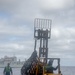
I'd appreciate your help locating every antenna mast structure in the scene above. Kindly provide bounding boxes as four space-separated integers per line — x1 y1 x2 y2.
34 18 52 63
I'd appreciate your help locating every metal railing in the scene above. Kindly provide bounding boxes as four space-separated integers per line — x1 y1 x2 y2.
34 18 52 30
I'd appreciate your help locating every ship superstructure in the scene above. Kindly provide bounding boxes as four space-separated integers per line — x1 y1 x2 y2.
0 56 24 68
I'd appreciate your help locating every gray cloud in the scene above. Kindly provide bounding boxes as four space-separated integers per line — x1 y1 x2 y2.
0 0 75 66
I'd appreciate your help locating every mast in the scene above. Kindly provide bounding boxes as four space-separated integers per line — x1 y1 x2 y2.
34 18 52 63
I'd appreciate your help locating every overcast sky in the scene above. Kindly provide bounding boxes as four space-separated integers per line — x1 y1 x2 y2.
0 0 75 66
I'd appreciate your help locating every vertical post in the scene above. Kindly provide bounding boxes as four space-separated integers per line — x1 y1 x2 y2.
58 59 61 73
34 39 37 51
39 38 42 57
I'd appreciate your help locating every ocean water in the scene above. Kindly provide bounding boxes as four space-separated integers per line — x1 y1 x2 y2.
0 66 75 75
61 66 75 75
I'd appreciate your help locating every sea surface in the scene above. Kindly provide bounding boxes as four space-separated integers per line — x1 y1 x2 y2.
0 66 75 75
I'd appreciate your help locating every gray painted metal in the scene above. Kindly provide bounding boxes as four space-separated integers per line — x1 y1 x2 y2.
34 18 52 63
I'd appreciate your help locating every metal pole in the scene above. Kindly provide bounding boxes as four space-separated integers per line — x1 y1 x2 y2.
34 39 37 51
